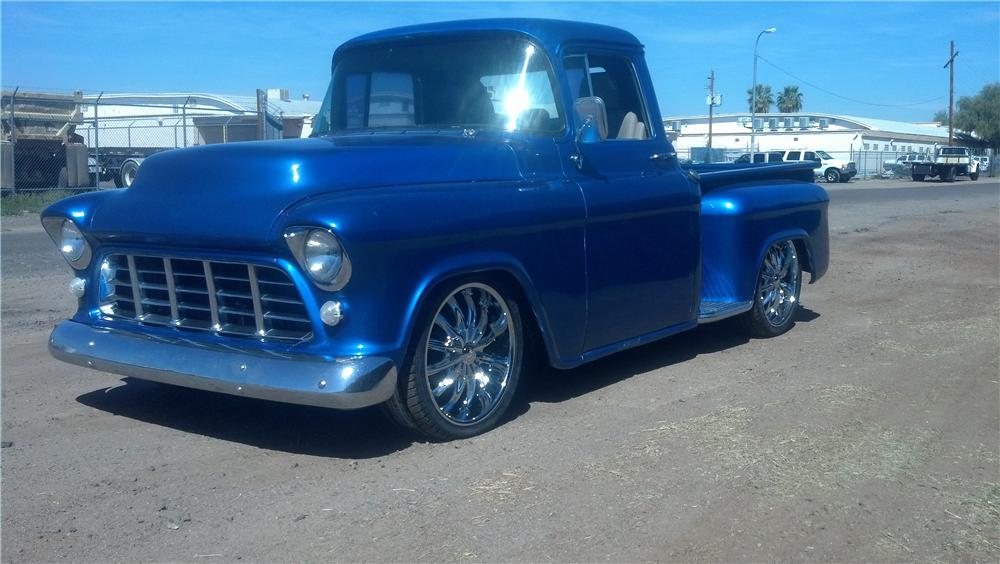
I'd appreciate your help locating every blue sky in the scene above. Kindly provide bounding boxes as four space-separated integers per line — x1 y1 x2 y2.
2 1 998 122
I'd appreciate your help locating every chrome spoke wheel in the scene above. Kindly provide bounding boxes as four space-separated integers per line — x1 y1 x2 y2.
756 240 800 328
423 283 516 426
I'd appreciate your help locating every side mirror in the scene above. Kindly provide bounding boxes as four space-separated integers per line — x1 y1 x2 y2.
573 96 608 144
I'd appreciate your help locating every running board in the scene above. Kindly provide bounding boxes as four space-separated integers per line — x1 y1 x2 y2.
697 300 752 324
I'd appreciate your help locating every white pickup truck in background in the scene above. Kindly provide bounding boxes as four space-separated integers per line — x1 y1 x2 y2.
734 149 857 183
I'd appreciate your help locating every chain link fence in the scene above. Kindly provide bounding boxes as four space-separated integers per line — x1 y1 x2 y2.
2 88 305 194
676 147 995 180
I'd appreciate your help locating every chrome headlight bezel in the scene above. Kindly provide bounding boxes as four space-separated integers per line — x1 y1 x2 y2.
284 227 352 291
42 217 92 270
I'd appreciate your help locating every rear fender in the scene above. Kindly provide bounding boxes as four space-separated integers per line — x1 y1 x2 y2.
700 182 829 303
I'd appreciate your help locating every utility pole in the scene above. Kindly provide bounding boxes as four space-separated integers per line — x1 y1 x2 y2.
943 40 959 146
707 70 715 163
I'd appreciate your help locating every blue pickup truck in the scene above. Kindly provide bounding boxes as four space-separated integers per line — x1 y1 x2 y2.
42 19 829 439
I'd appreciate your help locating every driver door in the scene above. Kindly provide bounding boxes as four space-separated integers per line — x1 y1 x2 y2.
564 52 700 352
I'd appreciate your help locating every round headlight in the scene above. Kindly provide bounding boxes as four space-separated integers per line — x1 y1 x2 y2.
304 229 343 283
59 220 86 263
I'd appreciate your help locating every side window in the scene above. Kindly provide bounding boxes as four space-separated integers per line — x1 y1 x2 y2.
753 154 765 163
786 151 801 161
564 55 591 99
768 151 783 162
804 151 816 160
565 53 650 140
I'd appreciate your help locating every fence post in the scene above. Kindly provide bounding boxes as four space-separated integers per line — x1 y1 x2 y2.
182 96 191 147
93 92 104 189
7 87 18 195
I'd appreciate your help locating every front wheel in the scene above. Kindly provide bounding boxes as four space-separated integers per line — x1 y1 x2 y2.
970 171 979 181
386 280 523 440
824 168 841 183
741 240 802 338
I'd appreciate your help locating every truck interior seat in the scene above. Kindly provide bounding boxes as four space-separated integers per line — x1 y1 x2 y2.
453 81 498 126
616 112 647 140
516 108 551 131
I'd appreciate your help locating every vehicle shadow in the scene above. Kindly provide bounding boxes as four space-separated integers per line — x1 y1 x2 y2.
512 306 820 408
76 307 819 458
76 380 415 458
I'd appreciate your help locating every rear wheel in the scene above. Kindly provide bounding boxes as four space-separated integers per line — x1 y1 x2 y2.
824 168 841 183
741 240 802 338
970 171 979 181
941 166 956 182
385 280 523 440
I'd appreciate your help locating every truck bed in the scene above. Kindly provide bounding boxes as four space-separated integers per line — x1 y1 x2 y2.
686 162 818 192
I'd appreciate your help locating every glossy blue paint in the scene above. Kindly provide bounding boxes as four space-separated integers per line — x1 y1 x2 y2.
42 19 830 407
339 18 643 59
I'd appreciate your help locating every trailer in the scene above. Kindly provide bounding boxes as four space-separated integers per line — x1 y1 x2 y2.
2 90 92 192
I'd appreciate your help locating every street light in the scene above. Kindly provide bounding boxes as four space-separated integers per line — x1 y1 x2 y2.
750 26 776 155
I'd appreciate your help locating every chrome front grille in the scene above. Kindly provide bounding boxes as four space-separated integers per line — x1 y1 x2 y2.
100 254 313 343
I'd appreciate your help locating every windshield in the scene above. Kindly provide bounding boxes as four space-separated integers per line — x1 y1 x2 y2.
939 147 967 155
815 150 833 159
312 37 565 137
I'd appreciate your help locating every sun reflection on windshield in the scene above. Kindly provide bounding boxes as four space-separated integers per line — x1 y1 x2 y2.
503 45 536 131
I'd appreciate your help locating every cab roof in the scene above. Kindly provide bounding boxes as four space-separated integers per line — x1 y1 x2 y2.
340 18 643 55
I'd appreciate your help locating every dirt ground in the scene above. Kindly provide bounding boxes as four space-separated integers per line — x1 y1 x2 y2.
2 178 998 562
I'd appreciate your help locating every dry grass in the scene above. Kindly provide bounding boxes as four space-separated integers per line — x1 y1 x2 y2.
942 483 1000 556
588 385 934 499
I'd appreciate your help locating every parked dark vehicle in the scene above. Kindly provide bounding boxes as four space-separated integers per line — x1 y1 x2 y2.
42 19 829 439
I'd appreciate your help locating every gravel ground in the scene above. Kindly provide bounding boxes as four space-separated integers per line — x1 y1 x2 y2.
2 178 998 562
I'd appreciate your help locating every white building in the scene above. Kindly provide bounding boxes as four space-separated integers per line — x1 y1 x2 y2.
663 112 953 175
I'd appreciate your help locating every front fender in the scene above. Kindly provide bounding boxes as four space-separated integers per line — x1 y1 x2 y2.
276 179 588 368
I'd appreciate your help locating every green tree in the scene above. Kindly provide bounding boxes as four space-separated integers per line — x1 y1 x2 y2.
954 83 1000 148
746 84 774 113
776 86 803 113
932 109 948 125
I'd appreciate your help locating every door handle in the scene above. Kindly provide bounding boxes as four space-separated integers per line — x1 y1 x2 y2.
650 152 676 162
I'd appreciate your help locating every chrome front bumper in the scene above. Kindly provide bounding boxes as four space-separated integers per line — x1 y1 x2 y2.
49 321 397 410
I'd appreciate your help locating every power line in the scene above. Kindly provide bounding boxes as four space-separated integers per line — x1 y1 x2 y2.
757 55 946 108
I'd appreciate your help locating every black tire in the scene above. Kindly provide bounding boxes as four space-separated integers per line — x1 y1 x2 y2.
942 166 956 182
384 278 524 440
57 167 68 188
740 240 802 338
970 171 979 181
119 160 140 188
824 168 841 183
912 174 925 182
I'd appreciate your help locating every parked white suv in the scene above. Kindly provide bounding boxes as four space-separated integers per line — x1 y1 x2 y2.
781 149 857 183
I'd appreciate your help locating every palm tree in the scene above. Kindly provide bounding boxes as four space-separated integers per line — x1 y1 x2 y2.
777 86 804 113
746 84 774 113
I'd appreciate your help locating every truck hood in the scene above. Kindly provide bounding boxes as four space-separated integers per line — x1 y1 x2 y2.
89 136 522 248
